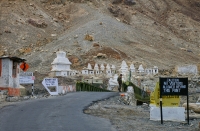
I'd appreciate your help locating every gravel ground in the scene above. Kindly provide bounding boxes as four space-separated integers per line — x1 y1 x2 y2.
84 94 200 131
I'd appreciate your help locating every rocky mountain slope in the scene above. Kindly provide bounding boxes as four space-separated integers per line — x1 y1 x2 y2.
0 0 200 73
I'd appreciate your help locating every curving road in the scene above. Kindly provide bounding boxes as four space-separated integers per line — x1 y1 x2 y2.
0 92 118 131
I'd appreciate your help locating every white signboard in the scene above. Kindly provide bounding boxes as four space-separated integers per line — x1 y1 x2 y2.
42 78 58 95
20 72 33 76
42 78 58 87
19 76 35 84
19 72 34 84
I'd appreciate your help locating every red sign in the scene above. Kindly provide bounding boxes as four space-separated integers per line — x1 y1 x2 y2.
20 62 29 72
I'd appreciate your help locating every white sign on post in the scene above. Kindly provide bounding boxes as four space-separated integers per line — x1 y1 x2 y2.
19 76 35 84
19 72 35 84
20 72 33 76
42 78 59 95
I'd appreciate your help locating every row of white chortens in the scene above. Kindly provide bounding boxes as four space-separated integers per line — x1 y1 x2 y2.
51 51 159 77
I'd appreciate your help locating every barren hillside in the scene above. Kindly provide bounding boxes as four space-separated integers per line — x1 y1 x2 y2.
0 0 200 73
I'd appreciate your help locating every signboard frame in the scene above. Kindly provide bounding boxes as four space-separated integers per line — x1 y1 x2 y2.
159 77 189 125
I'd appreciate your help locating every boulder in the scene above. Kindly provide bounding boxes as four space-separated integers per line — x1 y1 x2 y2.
19 85 27 96
182 103 200 113
27 18 47 28
97 53 107 58
85 34 94 41
93 43 100 47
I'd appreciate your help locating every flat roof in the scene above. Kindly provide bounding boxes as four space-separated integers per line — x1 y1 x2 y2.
0 56 26 62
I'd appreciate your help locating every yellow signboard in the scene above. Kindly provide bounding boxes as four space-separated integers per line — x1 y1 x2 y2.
150 82 180 107
150 91 156 105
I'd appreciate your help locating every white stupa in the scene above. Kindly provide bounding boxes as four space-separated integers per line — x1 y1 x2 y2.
106 64 112 77
138 64 144 73
100 64 105 70
87 63 94 75
120 60 128 74
106 64 111 70
51 51 72 76
100 64 105 74
130 63 135 72
94 63 99 70
94 63 100 75
87 63 92 70
111 65 116 74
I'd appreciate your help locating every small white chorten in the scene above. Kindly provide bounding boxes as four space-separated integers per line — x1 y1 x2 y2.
94 63 100 74
138 64 144 73
111 65 116 74
130 63 135 72
106 64 112 76
87 63 94 74
87 63 92 70
100 64 105 73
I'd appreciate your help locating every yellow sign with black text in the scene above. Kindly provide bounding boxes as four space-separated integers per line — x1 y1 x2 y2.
150 82 180 107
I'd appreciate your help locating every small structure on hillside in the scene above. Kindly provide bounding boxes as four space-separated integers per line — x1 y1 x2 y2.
106 64 112 77
130 63 135 73
0 56 26 96
100 64 105 74
138 64 145 73
120 60 128 75
87 63 94 75
51 51 72 76
82 67 89 75
94 63 100 75
152 66 159 74
111 65 116 74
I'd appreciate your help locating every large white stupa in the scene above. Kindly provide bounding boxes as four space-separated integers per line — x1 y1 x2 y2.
120 60 129 75
51 51 72 76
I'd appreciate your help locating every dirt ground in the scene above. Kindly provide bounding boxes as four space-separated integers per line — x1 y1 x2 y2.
0 0 200 73
84 95 200 131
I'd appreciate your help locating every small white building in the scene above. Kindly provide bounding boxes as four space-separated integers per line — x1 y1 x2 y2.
152 66 159 74
0 56 26 96
145 68 153 75
145 66 159 75
82 67 89 75
51 51 72 76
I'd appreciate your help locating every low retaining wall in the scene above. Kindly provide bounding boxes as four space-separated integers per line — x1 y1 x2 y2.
0 87 20 96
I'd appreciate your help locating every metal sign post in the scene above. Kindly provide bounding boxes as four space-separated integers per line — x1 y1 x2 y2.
32 84 34 97
159 77 189 125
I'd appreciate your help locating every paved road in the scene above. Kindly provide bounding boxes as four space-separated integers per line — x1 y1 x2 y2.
0 92 118 131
